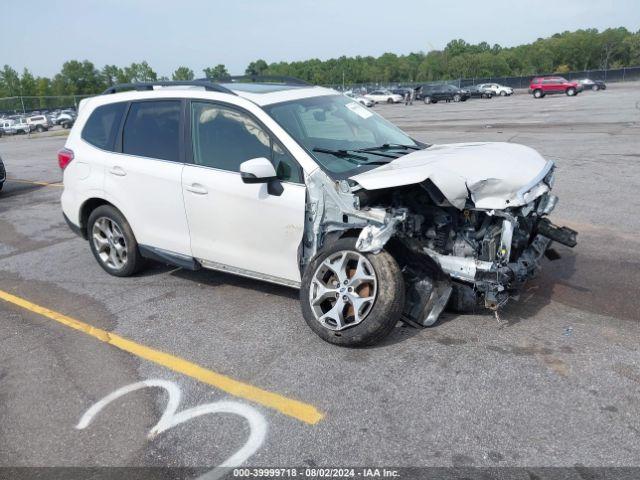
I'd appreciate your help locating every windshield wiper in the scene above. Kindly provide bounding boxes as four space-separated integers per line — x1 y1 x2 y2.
312 147 368 161
358 143 421 152
312 147 393 165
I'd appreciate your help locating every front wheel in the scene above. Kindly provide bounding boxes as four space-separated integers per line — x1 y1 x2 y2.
87 205 146 277
424 96 432 104
500 91 507 96
36 125 45 133
566 87 576 96
592 84 599 91
453 94 461 102
387 97 394 104
533 89 544 98
300 237 405 347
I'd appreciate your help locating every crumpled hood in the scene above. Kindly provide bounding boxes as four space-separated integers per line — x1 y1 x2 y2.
350 142 553 209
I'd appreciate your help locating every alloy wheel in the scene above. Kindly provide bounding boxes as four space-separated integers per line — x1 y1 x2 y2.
92 217 128 269
309 250 378 331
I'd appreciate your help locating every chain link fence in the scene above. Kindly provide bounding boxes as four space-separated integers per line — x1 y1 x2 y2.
326 66 640 91
0 95 93 116
2 66 639 112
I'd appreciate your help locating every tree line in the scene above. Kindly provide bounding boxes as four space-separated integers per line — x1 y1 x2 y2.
1 27 639 103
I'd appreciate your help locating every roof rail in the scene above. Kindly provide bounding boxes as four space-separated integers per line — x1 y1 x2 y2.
101 80 236 95
206 75 311 86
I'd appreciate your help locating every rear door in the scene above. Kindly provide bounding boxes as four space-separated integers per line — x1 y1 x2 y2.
182 100 306 283
103 99 191 256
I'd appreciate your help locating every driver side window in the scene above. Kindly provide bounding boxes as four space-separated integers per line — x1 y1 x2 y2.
190 102 303 183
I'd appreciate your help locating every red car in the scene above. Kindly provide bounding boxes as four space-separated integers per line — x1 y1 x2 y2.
529 76 583 98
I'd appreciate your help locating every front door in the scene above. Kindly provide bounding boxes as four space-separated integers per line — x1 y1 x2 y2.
182 101 306 284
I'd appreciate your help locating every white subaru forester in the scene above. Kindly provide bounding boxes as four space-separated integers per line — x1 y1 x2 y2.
60 78 576 346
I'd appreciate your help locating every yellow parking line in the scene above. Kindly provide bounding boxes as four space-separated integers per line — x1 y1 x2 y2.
6 178 63 187
0 289 324 425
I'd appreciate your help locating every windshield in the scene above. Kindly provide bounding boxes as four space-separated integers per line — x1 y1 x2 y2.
263 94 422 178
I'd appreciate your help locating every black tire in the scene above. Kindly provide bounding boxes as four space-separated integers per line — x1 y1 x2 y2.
592 84 599 91
87 205 145 277
300 237 405 347
36 125 44 133
533 89 544 98
423 96 432 104
500 91 507 96
566 87 576 96
387 97 394 104
0 182 4 191
453 94 461 102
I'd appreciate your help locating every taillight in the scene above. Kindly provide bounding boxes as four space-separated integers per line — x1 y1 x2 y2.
58 148 74 170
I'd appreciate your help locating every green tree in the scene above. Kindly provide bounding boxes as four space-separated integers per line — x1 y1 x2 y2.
20 68 37 96
102 65 127 86
0 65 21 96
245 59 268 76
53 60 103 95
203 64 229 80
172 66 194 81
124 61 157 83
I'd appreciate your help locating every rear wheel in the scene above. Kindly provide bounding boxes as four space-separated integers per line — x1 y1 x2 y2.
36 125 45 133
453 94 461 102
592 84 599 91
424 96 432 104
566 87 576 96
533 89 544 98
300 237 405 347
87 205 145 277
387 97 394 104
500 91 507 96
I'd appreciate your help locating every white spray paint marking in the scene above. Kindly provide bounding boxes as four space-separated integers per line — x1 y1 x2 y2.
76 379 267 479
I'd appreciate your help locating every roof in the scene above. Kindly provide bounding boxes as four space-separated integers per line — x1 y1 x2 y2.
229 84 337 106
99 78 338 107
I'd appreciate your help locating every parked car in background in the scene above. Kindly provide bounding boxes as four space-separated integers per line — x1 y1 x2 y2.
467 85 495 99
6 118 32 134
391 87 411 98
478 83 513 96
419 84 470 104
27 115 51 132
577 78 606 91
60 117 75 129
529 76 583 98
0 154 5 191
56 112 76 129
1 119 16 135
344 91 375 107
54 110 77 125
364 89 403 104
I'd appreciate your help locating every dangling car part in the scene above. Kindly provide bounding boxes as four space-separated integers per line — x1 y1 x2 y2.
300 138 578 335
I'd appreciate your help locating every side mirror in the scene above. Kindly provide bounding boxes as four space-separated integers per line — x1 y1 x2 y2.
240 157 277 184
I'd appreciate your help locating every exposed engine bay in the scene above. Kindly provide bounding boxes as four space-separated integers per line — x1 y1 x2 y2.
302 149 578 328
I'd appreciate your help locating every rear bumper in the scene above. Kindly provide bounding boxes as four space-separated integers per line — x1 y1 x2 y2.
63 212 85 238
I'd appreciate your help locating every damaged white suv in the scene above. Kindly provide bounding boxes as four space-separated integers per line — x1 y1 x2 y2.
60 78 577 346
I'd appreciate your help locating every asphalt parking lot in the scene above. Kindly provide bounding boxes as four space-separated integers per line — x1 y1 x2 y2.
1 83 639 475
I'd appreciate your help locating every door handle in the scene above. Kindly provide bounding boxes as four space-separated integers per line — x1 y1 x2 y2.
185 183 208 195
109 166 126 176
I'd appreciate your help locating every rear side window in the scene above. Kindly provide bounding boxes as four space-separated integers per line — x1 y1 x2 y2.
122 100 181 162
82 102 126 151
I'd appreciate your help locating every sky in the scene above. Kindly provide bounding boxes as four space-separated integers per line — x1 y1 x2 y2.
1 0 639 78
